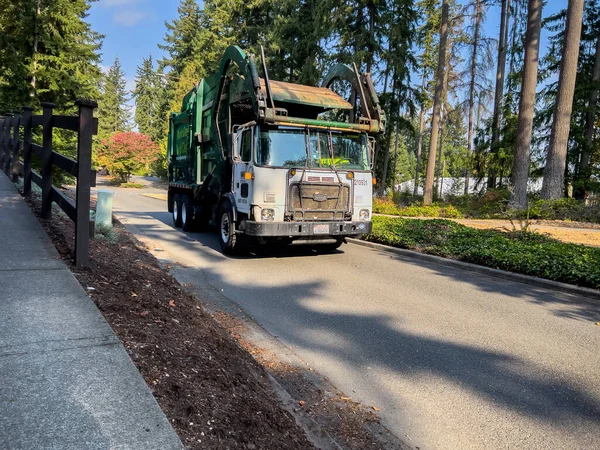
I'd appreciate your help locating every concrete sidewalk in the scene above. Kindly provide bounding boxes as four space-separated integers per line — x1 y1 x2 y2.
0 173 182 449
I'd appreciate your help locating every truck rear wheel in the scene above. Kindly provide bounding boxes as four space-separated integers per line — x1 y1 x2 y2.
172 194 182 228
217 201 240 255
181 195 194 232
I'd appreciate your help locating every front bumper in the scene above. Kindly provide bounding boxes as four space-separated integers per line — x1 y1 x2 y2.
243 220 372 237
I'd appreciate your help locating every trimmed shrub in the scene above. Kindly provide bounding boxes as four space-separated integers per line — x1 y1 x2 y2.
366 216 600 289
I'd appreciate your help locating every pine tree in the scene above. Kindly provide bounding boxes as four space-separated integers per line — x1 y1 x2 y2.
0 0 102 112
98 57 130 139
541 0 585 200
509 0 542 209
133 55 156 137
423 0 449 205
158 0 202 77
489 0 510 188
413 0 441 196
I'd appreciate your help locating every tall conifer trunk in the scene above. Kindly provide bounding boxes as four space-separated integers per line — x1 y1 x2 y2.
575 33 600 200
414 72 426 196
423 0 449 205
509 0 542 209
489 0 509 189
541 0 585 199
466 0 482 195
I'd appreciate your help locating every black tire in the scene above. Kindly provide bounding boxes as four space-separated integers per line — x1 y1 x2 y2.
172 194 182 228
181 194 194 232
217 201 239 255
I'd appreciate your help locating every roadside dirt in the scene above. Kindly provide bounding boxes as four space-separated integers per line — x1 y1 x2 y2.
21 193 314 450
213 311 408 450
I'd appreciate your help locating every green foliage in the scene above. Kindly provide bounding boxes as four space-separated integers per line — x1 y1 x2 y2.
0 0 102 113
373 197 463 218
367 216 600 289
119 182 145 189
94 224 120 244
97 58 130 139
132 55 169 146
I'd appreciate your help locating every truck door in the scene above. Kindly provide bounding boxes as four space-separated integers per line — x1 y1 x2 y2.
233 127 253 215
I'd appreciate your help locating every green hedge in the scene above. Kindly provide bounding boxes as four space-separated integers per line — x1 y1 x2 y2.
373 198 463 218
366 216 600 289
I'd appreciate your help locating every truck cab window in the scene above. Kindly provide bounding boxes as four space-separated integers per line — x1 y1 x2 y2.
240 129 252 162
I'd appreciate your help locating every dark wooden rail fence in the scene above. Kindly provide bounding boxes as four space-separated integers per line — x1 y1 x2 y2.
0 100 99 267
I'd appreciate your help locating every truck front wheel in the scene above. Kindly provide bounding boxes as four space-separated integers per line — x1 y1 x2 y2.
217 201 239 255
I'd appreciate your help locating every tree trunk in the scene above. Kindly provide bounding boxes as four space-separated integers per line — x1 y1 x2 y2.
367 1 375 74
541 0 585 200
466 0 482 196
414 72 427 196
31 0 41 94
380 76 397 196
423 0 449 205
508 0 542 210
574 31 600 199
489 0 510 189
392 123 400 190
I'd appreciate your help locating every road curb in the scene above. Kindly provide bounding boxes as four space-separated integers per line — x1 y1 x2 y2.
347 238 600 300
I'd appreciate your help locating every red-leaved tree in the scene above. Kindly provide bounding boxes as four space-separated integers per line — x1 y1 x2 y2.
97 132 160 183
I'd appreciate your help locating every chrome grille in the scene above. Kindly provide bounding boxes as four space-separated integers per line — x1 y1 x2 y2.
289 183 350 221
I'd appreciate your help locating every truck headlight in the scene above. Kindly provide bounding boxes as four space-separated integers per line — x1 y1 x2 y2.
359 209 370 220
261 208 275 222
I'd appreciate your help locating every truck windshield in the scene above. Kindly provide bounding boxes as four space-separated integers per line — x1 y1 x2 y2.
257 128 370 170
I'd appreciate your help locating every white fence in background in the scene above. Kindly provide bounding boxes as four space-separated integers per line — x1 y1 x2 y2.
396 178 544 198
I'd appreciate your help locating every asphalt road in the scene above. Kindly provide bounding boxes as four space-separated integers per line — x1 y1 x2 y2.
106 180 600 450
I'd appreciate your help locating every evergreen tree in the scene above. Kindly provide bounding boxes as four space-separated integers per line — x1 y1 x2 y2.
98 57 130 139
158 0 202 78
541 0 585 200
423 0 449 205
509 0 542 209
133 55 156 137
0 0 102 112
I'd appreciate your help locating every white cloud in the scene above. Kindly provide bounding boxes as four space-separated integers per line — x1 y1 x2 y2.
113 9 152 27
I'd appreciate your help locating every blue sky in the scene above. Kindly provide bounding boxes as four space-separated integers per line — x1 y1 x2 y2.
88 0 179 92
87 0 567 97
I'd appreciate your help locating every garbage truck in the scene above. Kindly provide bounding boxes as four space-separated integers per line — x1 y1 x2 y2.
167 45 385 254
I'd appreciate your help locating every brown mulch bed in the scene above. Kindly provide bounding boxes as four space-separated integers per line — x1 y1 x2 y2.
21 194 314 449
213 312 407 450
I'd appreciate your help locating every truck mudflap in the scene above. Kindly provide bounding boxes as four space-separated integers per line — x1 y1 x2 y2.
242 221 372 237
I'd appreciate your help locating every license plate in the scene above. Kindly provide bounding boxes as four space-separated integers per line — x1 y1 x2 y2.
313 224 330 235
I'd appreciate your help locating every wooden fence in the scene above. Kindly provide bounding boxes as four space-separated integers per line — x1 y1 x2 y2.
0 100 98 267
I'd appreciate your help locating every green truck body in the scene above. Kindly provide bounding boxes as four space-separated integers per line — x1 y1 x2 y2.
167 45 385 254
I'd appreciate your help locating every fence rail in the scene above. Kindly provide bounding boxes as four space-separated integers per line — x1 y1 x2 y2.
0 100 98 267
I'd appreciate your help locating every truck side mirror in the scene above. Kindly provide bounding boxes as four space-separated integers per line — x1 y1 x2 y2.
231 131 241 161
368 136 376 169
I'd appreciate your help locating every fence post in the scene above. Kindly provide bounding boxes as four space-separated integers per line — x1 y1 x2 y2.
74 99 97 268
11 110 21 182
40 102 55 220
22 107 33 195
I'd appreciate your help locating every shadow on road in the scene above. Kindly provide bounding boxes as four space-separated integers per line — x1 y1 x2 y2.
197 265 600 429
381 251 600 323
